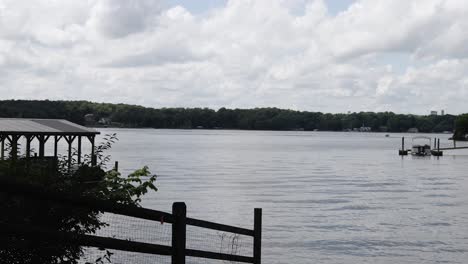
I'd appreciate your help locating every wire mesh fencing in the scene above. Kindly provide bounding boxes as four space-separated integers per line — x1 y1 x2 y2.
78 212 173 264
79 223 254 264
78 208 257 264
0 180 261 264
186 225 254 260
95 212 173 246
80 248 171 264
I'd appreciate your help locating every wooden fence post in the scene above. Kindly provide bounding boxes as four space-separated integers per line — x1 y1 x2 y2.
172 202 186 264
253 208 262 264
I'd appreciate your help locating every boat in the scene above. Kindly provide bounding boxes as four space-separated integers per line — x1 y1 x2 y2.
411 136 431 156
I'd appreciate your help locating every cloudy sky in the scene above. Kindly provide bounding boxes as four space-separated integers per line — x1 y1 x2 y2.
1 0 467 114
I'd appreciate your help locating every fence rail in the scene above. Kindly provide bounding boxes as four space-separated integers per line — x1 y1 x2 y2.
0 179 262 264
0 222 174 256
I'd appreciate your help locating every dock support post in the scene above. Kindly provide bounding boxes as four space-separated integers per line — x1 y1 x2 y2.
26 136 31 159
0 138 3 160
172 202 186 264
67 137 72 171
254 208 262 264
64 136 76 172
88 135 96 166
399 137 408 155
10 135 19 160
38 135 45 158
432 138 443 157
434 138 436 149
54 136 61 158
77 136 82 164
38 136 50 158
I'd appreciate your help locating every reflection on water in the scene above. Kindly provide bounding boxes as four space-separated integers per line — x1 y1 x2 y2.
98 129 468 264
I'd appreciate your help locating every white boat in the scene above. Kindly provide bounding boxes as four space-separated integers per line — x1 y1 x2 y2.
411 136 431 156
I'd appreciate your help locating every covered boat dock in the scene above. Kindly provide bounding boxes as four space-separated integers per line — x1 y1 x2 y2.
0 118 100 167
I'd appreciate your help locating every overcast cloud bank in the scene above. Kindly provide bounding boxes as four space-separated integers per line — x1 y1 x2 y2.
1 0 467 114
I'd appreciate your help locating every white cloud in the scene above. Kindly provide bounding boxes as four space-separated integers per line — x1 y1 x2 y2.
1 0 468 114
86 0 161 39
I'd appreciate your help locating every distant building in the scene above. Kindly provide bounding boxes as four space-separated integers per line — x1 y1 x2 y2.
359 126 371 132
430 111 437 116
441 110 445 115
408 127 419 133
98 117 111 126
84 114 95 126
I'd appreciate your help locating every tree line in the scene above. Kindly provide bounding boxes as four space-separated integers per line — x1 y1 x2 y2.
0 100 458 133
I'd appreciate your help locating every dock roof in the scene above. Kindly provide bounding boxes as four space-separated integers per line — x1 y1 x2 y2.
0 118 100 136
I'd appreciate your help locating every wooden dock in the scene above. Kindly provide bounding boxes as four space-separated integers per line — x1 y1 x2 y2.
438 146 468 151
398 136 468 156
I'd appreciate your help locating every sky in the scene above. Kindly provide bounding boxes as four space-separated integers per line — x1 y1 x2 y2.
1 0 467 114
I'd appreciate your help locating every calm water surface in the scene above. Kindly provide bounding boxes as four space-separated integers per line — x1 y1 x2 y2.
98 129 468 264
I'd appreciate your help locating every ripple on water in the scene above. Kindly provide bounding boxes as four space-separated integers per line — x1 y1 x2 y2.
432 202 460 207
306 224 375 232
270 239 450 256
423 222 451 227
99 129 468 264
423 194 455 198
327 205 385 211
258 199 351 204
354 182 404 188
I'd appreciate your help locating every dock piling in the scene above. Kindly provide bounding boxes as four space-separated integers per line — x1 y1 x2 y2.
431 138 443 156
399 137 408 155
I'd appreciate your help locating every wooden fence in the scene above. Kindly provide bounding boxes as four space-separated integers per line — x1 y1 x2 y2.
0 180 262 264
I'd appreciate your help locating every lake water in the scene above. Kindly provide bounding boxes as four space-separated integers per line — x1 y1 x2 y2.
97 129 468 264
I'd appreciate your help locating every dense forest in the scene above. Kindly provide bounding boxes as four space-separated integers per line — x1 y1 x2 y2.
0 100 458 133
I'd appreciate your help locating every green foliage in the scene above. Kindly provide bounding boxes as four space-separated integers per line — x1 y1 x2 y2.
100 165 157 205
0 100 457 132
0 134 157 264
85 250 113 264
453 114 468 140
